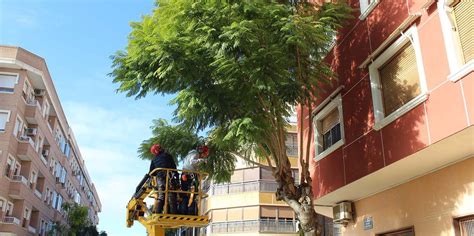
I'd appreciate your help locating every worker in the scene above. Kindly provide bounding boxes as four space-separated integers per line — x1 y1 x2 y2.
149 144 178 214
178 145 209 215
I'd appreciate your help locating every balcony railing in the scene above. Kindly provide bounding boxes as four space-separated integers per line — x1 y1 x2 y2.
3 216 21 225
210 180 279 195
12 175 29 186
210 219 297 233
28 225 37 233
34 189 43 199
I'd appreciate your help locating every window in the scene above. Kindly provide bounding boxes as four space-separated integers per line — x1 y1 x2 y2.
359 0 379 20
6 202 13 216
36 136 43 153
369 25 427 130
377 227 414 236
23 207 31 227
60 167 67 184
42 99 50 118
313 94 345 161
0 197 5 212
56 194 63 211
455 215 474 236
0 110 11 132
49 157 56 173
13 115 24 137
0 73 18 93
22 79 34 102
13 162 21 176
52 191 58 209
44 187 50 203
5 156 14 178
30 170 37 189
452 1 474 64
285 133 298 157
75 190 81 204
438 0 474 82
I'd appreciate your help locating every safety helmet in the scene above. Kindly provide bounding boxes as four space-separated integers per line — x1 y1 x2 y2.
150 144 161 156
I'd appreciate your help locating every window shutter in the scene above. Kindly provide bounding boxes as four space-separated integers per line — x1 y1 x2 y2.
227 208 242 221
230 169 243 183
243 206 259 220
212 209 227 222
260 206 277 218
453 0 474 63
321 108 339 133
460 217 474 235
278 207 294 219
379 43 421 115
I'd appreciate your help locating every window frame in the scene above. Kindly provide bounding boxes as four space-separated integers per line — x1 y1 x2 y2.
13 115 24 137
0 196 6 212
285 132 298 157
5 154 15 178
313 94 345 161
359 0 380 20
6 202 14 216
376 226 415 236
0 109 11 132
438 0 474 82
0 72 19 94
454 214 474 236
368 25 428 130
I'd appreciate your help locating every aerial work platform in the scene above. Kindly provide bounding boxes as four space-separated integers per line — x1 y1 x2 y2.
126 168 209 235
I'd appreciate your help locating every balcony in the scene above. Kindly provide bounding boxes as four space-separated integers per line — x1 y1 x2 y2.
17 140 37 161
210 219 297 233
9 175 30 199
24 99 42 125
3 216 21 225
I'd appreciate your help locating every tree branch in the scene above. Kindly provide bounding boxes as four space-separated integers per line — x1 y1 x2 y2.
228 152 269 168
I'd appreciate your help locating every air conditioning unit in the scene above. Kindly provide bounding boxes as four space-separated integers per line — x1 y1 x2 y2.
26 128 38 136
34 89 45 96
333 201 353 225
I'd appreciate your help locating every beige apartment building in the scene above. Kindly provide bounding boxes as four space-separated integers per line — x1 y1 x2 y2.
202 124 332 236
0 46 101 236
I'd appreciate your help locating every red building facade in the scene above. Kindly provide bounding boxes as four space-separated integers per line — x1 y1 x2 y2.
299 0 473 235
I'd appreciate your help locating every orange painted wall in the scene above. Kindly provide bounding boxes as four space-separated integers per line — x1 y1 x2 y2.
340 156 474 236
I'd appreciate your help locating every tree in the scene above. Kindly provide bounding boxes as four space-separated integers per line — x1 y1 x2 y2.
47 203 105 236
111 0 350 234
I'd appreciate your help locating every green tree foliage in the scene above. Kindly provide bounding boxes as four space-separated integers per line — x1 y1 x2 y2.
47 203 106 236
111 0 350 233
139 119 236 182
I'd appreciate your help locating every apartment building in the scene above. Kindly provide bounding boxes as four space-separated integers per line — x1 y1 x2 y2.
298 0 474 235
0 46 101 236
202 123 333 236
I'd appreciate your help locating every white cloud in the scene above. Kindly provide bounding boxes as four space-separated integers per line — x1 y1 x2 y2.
63 101 155 235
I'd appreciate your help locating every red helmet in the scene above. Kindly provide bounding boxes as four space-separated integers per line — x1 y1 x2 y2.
150 144 161 156
198 145 209 158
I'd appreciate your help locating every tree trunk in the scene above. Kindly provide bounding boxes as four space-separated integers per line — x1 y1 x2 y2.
273 157 319 235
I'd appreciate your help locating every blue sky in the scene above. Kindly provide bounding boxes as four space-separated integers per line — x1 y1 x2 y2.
1 0 173 235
